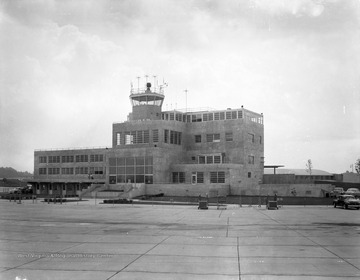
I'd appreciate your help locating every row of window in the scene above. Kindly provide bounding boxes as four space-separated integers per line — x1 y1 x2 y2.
117 130 150 145
109 166 153 175
194 132 261 144
36 185 83 191
248 133 262 144
116 130 159 145
109 175 153 184
39 154 104 164
116 129 182 146
161 110 263 124
200 133 231 143
196 154 223 164
38 167 105 175
115 130 261 146
172 171 225 184
164 130 182 145
109 156 153 166
190 154 257 165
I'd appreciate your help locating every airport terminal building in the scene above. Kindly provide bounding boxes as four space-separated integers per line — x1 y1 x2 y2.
31 81 264 197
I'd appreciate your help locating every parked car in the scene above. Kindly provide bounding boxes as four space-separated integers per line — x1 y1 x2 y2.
333 195 360 209
330 187 344 197
9 187 21 194
21 186 33 194
345 188 360 197
8 186 32 195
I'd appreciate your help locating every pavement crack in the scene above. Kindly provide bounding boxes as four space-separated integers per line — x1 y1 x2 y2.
254 208 360 273
237 236 241 280
106 235 171 280
226 217 229 237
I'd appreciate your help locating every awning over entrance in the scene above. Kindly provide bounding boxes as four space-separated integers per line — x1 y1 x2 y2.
264 165 285 175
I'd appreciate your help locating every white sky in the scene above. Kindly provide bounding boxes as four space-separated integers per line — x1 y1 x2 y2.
0 0 359 174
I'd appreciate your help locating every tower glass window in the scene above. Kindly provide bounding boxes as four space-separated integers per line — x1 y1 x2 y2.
206 133 220 143
116 133 121 145
172 172 185 183
225 132 233 142
109 156 153 184
164 129 169 143
153 129 159 143
210 171 225 183
196 172 204 183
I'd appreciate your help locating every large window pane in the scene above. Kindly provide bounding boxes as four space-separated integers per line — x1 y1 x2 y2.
145 166 153 174
145 176 153 184
218 172 225 183
126 175 135 183
136 175 144 183
214 156 221 164
126 166 135 174
145 156 153 165
136 166 144 174
197 172 204 183
126 157 135 165
172 172 179 183
136 157 145 165
117 166 126 174
109 176 116 184
117 157 126 166
210 172 217 183
117 175 126 183
109 157 116 166
179 172 185 183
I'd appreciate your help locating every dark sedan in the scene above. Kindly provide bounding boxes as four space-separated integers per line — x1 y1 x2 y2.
333 195 360 210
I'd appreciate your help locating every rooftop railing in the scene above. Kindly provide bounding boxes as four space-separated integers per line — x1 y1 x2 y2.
35 146 111 152
130 86 165 95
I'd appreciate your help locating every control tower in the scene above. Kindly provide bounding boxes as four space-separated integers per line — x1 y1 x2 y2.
129 79 165 121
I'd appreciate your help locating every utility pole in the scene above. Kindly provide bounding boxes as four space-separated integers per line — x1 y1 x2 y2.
184 89 188 113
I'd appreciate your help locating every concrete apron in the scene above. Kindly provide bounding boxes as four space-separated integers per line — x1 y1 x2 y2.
0 199 359 280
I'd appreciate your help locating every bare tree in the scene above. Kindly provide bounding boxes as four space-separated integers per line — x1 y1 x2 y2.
355 158 360 175
306 159 313 176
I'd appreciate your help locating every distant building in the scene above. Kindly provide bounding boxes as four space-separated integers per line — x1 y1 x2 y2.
30 80 264 197
340 172 360 183
261 168 360 198
263 168 335 184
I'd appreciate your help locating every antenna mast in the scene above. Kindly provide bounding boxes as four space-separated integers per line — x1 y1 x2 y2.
184 89 188 113
136 77 140 91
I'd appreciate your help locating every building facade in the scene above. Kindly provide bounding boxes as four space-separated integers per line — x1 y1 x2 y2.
31 81 264 196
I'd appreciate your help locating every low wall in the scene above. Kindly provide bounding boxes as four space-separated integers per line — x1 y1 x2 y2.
259 184 333 197
120 183 146 199
227 196 334 206
87 183 146 199
144 183 334 198
146 184 230 197
147 195 334 206
95 192 122 198
81 184 107 198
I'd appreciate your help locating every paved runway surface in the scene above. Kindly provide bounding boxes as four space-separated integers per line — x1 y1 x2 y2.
0 199 359 280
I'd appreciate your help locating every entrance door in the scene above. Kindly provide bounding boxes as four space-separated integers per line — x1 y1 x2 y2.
192 173 197 184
